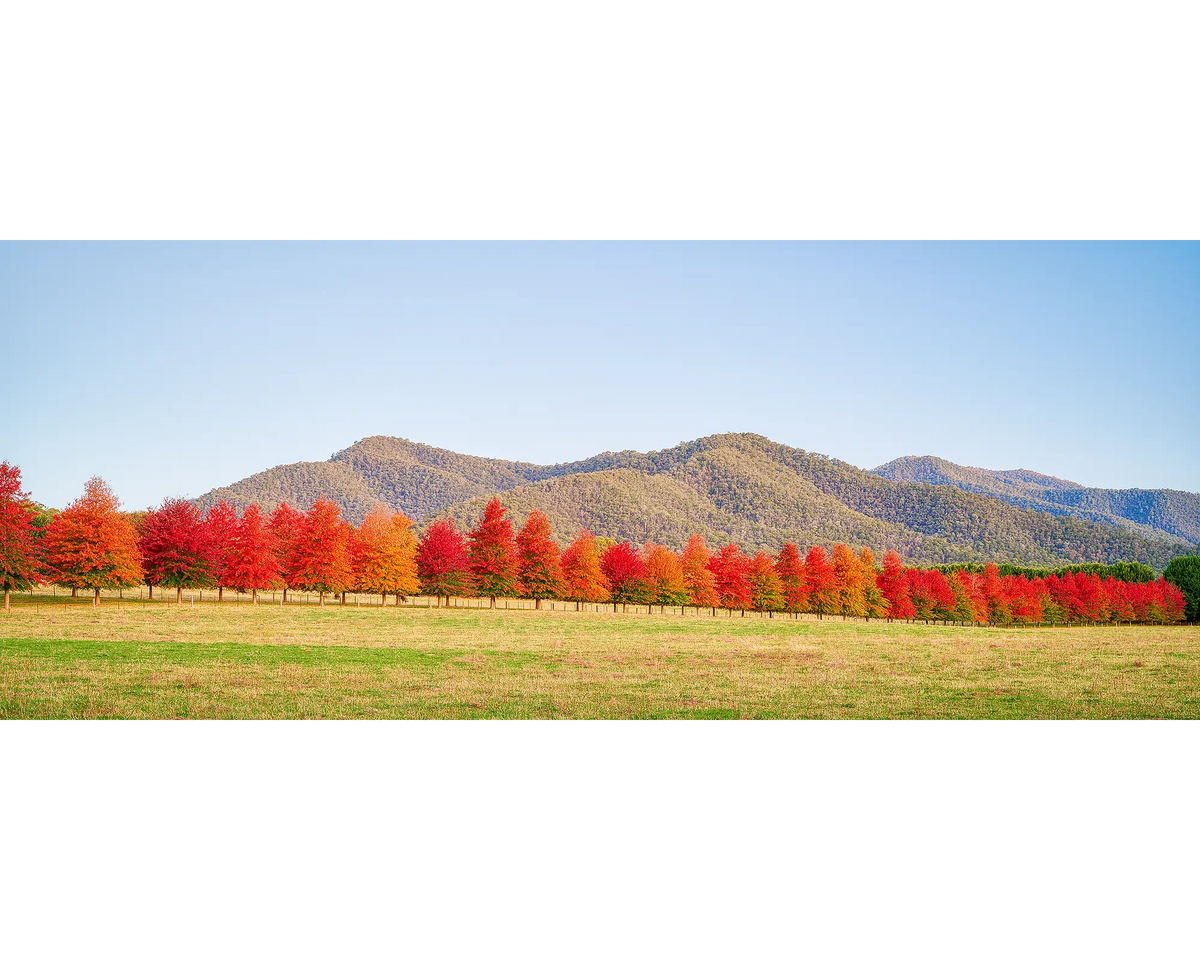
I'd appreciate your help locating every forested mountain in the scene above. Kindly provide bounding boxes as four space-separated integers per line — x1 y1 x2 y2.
871 455 1200 546
194 434 1198 570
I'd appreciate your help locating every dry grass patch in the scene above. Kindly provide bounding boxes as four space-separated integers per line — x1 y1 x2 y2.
0 600 1197 718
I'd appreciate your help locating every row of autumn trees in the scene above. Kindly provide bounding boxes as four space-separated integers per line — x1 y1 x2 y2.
0 464 1188 623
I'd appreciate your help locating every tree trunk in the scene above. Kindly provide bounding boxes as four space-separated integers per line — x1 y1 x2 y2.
72 587 77 598
94 587 101 607
283 587 288 604
381 592 387 606
252 588 258 605
491 596 497 609
3 588 9 611
535 598 542 610
177 586 182 604
148 584 153 600
319 592 325 607
218 586 223 602
341 592 346 605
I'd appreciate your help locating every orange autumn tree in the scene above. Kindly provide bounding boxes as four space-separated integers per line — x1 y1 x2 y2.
748 550 784 612
858 547 888 619
561 529 610 608
43 477 142 605
388 512 419 604
288 498 351 606
680 534 719 609
351 506 419 606
831 543 866 619
643 542 689 606
515 510 564 609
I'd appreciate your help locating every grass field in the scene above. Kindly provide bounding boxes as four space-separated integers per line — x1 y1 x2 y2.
0 596 1197 718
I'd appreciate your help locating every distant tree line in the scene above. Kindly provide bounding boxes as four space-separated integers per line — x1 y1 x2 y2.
0 463 1192 624
929 561 1157 584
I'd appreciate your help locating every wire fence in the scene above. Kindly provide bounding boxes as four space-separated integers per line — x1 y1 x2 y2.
7 585 1190 627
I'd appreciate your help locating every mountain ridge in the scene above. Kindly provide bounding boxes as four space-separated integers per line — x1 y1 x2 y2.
870 455 1200 546
193 433 1198 571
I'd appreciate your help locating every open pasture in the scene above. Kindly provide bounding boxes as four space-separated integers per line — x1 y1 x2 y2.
1 595 1196 719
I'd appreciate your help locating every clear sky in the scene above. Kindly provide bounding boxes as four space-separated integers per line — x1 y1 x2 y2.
3 242 1197 510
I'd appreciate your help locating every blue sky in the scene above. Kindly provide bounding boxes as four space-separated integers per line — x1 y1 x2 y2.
2 242 1197 510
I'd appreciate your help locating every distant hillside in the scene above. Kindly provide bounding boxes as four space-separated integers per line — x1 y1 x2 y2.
871 455 1200 546
192 460 387 522
195 433 1196 571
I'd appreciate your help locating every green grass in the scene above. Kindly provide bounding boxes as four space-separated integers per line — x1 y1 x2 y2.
1 597 1197 718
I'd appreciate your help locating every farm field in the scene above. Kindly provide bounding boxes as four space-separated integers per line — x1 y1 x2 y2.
1 595 1197 719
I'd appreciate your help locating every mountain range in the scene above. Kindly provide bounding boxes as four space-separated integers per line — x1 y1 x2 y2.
870 456 1200 547
193 434 1199 571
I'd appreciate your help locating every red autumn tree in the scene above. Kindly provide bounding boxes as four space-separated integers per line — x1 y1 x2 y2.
680 534 719 609
561 529 610 606
748 550 784 612
805 545 838 619
223 504 281 603
1153 578 1187 623
43 477 142 605
203 500 238 601
601 541 651 609
417 518 471 606
953 569 989 623
467 498 518 608
643 542 689 606
288 498 352 606
1000 574 1043 624
906 569 957 620
0 463 39 611
515 510 564 609
774 542 809 614
267 503 305 603
981 563 1009 623
709 543 752 611
139 498 218 602
876 549 915 619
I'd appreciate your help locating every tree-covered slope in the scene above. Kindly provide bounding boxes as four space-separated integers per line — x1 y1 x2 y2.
194 461 386 522
871 455 1200 545
439 466 978 563
192 433 1197 569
